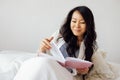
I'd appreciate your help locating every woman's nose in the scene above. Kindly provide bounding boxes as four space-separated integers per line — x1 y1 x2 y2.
75 22 80 28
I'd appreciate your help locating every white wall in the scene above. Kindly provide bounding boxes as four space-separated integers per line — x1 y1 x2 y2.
0 0 120 63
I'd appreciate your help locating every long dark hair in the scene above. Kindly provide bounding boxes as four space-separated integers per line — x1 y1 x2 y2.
59 6 97 62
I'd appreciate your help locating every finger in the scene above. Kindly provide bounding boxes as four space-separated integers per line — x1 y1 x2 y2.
43 39 51 47
77 68 86 72
39 42 50 52
48 37 54 42
42 41 51 49
77 67 88 70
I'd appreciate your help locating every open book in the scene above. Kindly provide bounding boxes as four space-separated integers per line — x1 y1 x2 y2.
39 41 93 75
49 41 93 69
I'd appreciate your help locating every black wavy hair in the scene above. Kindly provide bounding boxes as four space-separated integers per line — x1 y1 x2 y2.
59 6 97 62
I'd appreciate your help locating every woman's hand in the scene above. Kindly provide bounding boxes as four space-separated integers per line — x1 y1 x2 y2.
39 37 53 53
76 67 89 75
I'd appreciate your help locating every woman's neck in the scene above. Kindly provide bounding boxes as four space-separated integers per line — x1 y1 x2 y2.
77 37 83 45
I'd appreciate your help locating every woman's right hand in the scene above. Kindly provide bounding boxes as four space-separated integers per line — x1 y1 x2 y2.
39 37 53 53
76 67 89 75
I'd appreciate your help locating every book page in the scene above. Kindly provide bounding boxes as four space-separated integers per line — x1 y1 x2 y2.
50 41 65 63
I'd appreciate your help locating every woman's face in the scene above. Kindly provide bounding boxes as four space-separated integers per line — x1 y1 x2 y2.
70 10 86 39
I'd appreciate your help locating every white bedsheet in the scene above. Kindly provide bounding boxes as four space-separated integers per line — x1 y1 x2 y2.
0 50 120 80
0 50 36 80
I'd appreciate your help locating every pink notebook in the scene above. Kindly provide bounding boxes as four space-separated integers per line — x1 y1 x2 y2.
63 57 93 69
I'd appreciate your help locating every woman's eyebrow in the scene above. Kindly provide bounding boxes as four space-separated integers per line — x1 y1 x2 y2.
71 18 76 20
72 18 84 21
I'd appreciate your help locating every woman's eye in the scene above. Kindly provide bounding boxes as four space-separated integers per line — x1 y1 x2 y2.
80 22 85 24
72 21 76 23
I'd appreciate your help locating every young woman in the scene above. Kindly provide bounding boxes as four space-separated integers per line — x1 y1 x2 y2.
14 6 118 80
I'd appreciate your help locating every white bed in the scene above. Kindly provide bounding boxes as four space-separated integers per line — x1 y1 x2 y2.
0 50 120 80
0 50 36 80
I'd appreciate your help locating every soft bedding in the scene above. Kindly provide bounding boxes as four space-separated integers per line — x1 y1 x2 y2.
0 50 36 80
0 50 120 80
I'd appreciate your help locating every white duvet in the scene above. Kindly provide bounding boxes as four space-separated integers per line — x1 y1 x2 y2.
0 50 36 80
0 50 120 80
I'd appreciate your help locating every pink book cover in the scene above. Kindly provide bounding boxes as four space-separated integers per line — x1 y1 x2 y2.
60 57 93 69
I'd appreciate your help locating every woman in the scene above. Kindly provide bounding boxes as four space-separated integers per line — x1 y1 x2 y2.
14 6 118 80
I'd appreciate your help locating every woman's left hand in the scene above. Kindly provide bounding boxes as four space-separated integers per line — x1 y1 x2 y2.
76 67 89 75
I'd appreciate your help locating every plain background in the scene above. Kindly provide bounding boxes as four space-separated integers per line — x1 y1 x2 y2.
0 0 120 63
